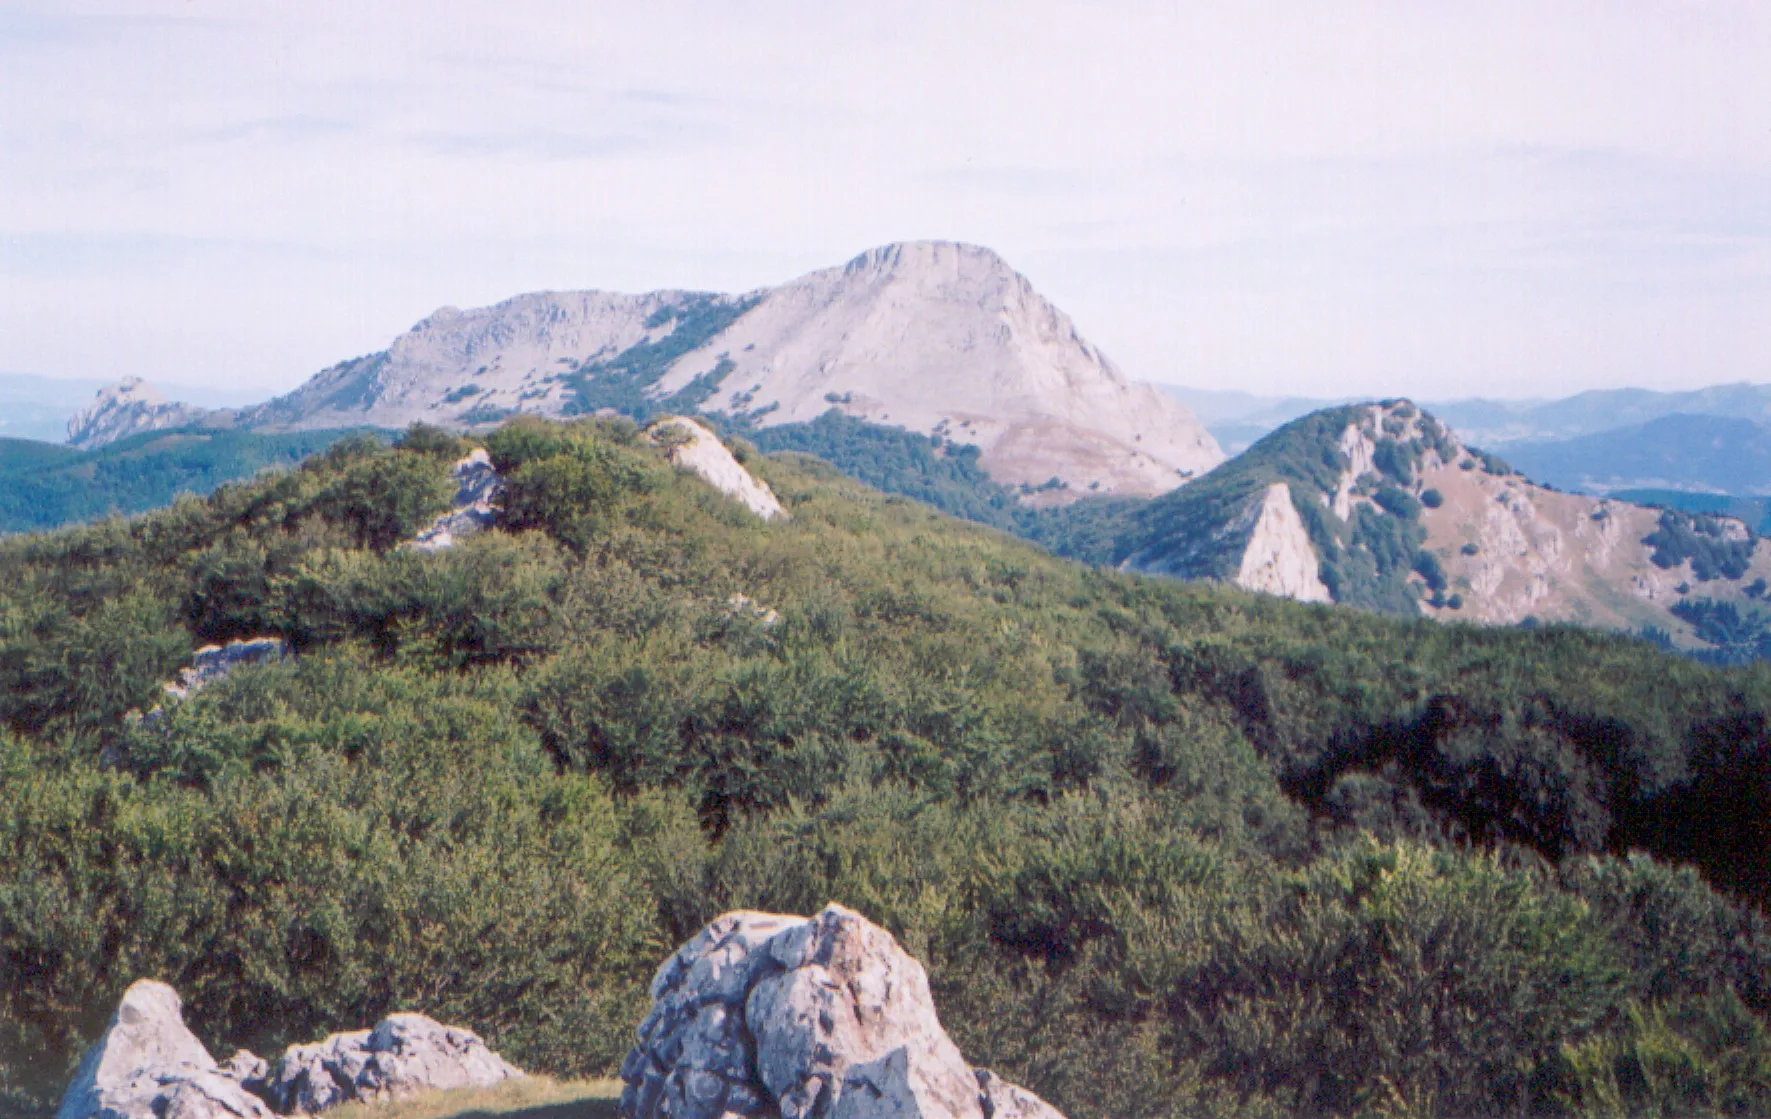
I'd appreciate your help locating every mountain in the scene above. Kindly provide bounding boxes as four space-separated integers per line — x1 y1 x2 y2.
1073 400 1771 651
6 413 1771 1117
1436 383 1771 446
1161 381 1771 488
65 377 223 449
196 241 1219 500
1498 413 1771 496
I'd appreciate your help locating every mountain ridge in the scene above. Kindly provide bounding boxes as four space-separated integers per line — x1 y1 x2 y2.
76 242 1224 502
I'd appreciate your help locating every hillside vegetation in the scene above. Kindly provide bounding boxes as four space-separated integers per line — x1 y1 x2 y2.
0 427 366 535
4 419 1771 1117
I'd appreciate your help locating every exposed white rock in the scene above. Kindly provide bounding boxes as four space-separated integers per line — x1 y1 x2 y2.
239 242 1221 502
1331 414 1378 521
650 418 788 521
657 242 1223 498
164 638 292 700
67 378 217 450
410 448 505 550
265 1014 521 1114
1235 484 1331 603
54 980 275 1119
621 904 1065 1119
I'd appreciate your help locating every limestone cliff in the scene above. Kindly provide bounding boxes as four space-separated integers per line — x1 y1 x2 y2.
232 242 1221 501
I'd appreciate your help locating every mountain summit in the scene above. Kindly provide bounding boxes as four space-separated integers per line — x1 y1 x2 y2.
214 241 1221 499
66 377 216 450
1113 400 1771 647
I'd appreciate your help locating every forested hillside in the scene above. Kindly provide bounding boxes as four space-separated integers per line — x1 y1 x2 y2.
4 417 1771 1118
0 427 365 535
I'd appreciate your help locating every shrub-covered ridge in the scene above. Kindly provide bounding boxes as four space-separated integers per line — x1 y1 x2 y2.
3 418 1771 1118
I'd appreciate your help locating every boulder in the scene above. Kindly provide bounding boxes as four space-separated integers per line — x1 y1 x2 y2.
54 979 275 1119
410 448 505 551
265 1014 521 1113
164 638 292 700
620 904 1065 1119
650 418 788 522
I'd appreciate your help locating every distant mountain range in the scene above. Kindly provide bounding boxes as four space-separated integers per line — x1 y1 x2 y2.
1164 383 1771 496
1502 414 1771 496
0 372 272 445
0 427 363 535
56 241 1224 500
1051 400 1771 657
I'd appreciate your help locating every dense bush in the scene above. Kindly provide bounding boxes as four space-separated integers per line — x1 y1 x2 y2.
1643 510 1756 582
5 417 1771 1117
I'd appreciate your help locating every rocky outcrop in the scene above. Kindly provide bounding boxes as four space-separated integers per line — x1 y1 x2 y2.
164 638 291 700
651 418 788 522
67 378 218 450
410 448 505 550
1235 483 1331 603
56 983 520 1119
265 1014 521 1113
656 242 1223 499
621 904 1064 1119
53 980 275 1119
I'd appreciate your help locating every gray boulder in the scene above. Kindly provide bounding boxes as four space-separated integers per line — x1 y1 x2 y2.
265 1013 521 1113
54 979 275 1119
621 904 1065 1119
164 638 292 700
410 448 504 550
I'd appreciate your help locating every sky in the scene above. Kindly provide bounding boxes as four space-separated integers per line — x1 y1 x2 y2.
3 1 1770 402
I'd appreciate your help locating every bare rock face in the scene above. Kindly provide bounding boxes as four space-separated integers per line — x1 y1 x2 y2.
410 448 505 550
662 242 1223 500
264 1014 522 1113
67 378 217 450
53 980 275 1119
238 242 1221 502
650 418 788 522
1233 483 1331 603
621 904 1064 1119
164 638 292 700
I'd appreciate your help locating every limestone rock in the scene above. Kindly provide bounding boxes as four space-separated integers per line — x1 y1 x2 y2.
621 904 1065 1119
54 979 275 1119
265 1013 521 1113
650 418 787 522
164 637 291 700
67 378 217 450
235 242 1221 502
410 448 505 550
974 1070 1066 1119
657 241 1224 500
1233 483 1331 603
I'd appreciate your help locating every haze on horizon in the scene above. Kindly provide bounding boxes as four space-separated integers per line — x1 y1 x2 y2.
3 1 1769 405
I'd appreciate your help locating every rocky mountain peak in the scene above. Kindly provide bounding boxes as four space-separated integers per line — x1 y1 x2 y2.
67 378 216 449
233 242 1222 500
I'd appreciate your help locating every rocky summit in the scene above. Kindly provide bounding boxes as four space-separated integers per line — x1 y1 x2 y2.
66 377 218 450
1115 399 1771 646
621 904 1064 1119
73 242 1222 501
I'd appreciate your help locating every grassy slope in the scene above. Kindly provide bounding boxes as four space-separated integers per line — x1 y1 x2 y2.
2 419 1771 1117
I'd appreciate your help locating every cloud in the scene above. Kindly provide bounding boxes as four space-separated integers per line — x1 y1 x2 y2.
2 0 1769 398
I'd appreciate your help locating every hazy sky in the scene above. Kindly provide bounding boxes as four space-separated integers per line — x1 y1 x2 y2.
4 2 1770 401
